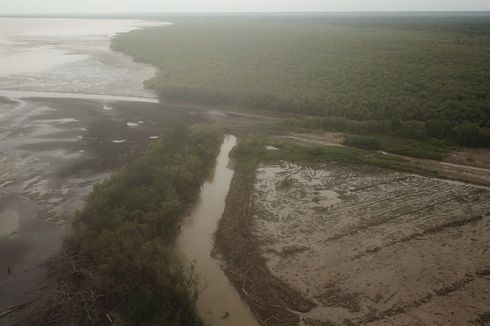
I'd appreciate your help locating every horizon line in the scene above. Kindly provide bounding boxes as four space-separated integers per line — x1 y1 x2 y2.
0 10 490 19
1 10 490 16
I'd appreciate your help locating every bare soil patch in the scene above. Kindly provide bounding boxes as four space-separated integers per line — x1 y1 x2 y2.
218 161 490 325
250 162 490 325
445 147 490 170
273 132 345 147
215 171 315 326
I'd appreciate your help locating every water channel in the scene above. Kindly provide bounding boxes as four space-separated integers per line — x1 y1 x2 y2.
177 135 258 326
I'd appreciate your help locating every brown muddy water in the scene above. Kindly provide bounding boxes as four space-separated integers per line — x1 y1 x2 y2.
178 135 258 326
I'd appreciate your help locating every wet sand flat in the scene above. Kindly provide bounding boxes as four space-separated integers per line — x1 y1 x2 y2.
252 162 490 325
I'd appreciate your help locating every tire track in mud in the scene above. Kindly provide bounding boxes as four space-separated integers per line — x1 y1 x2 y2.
344 175 410 192
326 182 449 219
354 183 448 208
326 189 486 242
249 162 490 325
363 268 490 324
327 176 475 216
350 213 488 260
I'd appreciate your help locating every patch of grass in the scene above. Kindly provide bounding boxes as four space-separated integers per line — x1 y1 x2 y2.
344 135 380 150
233 134 432 176
283 117 454 160
231 134 267 176
341 133 452 160
375 135 453 160
269 145 426 174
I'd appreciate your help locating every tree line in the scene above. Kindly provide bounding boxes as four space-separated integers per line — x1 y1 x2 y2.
112 17 490 148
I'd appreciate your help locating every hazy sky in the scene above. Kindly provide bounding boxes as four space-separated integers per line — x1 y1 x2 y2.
1 0 489 14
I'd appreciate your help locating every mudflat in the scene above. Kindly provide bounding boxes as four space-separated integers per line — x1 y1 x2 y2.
0 96 204 322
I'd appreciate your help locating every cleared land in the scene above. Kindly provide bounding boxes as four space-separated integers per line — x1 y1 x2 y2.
250 162 490 325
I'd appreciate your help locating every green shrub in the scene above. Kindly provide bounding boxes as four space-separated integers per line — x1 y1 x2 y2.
344 135 381 150
452 122 490 147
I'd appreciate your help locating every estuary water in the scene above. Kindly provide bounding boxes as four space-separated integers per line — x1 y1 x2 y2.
0 17 166 97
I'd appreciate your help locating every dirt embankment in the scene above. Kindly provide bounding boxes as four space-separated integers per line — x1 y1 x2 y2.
214 171 315 326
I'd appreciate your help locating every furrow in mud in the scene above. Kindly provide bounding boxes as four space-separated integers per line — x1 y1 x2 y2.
351 214 487 260
244 161 490 325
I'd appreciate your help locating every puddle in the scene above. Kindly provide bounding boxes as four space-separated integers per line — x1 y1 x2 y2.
208 110 227 116
36 118 79 124
265 145 279 151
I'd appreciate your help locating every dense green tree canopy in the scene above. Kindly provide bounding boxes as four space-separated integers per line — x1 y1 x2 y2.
113 16 490 147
